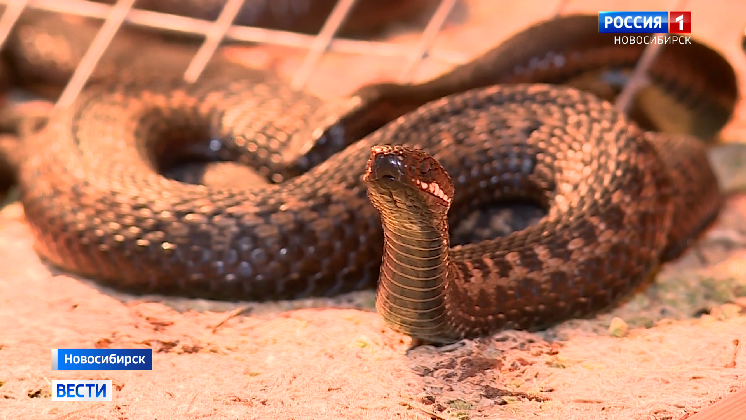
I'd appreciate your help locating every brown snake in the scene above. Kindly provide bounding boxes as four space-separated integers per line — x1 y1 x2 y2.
0 11 736 344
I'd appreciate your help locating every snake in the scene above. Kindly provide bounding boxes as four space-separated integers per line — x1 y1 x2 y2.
0 7 737 344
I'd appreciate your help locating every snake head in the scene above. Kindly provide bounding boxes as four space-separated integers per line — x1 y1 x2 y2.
363 145 454 216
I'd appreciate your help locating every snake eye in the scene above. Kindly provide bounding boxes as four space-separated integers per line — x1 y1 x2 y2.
419 159 431 174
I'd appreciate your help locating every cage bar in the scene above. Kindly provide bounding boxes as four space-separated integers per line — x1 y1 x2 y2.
54 0 138 111
614 0 690 112
0 0 670 118
183 0 247 83
290 0 359 89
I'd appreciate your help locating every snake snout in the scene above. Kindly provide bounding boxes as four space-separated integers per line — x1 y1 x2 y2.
371 153 405 184
364 145 455 211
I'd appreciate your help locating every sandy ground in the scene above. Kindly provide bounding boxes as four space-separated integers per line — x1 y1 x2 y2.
1 0 746 419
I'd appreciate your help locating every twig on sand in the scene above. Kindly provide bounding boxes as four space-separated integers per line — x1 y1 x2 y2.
211 306 253 333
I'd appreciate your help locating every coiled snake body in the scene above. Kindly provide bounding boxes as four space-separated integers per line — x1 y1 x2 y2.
1 10 736 343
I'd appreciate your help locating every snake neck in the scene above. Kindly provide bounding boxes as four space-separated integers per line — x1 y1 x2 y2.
375 209 460 343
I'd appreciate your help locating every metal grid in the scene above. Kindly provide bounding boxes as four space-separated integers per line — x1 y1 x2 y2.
0 0 687 116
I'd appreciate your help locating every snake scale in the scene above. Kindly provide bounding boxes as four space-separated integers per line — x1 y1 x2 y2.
0 5 738 343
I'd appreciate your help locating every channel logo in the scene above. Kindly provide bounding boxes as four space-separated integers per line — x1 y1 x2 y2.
669 11 691 34
50 349 150 403
598 11 691 34
52 380 113 402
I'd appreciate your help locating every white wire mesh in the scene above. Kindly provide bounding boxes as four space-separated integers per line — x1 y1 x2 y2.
0 0 687 114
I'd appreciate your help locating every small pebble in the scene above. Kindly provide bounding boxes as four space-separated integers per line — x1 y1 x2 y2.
608 316 629 337
710 303 744 320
